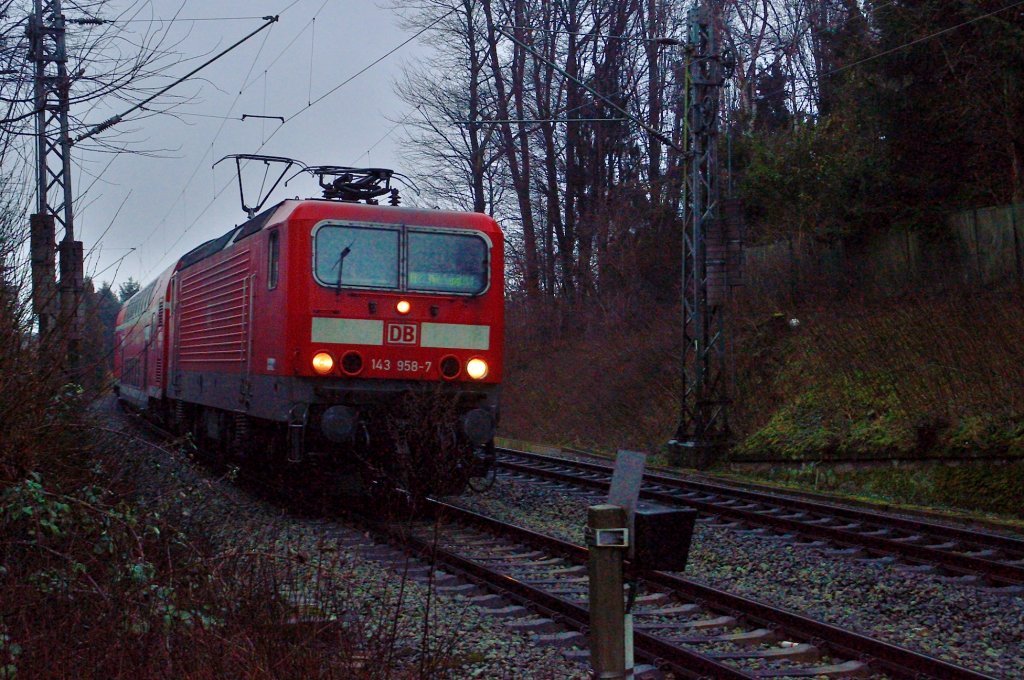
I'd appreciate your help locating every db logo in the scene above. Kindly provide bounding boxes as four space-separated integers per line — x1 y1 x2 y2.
385 323 418 345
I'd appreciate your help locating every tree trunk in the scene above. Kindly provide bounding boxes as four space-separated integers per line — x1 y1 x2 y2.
465 0 487 214
481 0 540 297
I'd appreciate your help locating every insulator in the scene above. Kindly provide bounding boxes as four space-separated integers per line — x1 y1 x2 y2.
389 188 401 206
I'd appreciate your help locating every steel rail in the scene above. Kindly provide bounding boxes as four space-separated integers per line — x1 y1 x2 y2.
549 448 1024 551
383 507 755 679
497 448 1024 586
427 500 998 680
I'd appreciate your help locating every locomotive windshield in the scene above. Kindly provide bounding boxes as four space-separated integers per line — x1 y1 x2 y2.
408 231 487 294
315 225 400 289
314 224 489 295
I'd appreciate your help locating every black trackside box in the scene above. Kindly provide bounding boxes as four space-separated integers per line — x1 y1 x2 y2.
632 502 698 572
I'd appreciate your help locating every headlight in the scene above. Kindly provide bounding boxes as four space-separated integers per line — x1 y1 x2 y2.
466 358 488 380
312 351 334 375
396 299 411 314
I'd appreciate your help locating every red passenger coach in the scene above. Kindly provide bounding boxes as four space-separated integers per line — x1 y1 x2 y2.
115 163 504 494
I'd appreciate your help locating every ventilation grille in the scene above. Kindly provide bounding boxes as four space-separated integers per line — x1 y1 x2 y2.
178 249 252 364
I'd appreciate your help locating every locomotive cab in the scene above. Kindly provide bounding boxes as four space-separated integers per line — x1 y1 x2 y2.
116 161 504 497
286 202 505 489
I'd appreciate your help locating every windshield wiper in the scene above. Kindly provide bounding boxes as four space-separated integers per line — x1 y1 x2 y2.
335 244 352 295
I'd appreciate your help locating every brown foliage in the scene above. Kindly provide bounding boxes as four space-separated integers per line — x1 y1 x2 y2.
502 294 682 453
730 285 1024 455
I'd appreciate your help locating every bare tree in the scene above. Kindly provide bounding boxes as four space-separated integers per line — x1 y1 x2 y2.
393 0 506 214
393 0 700 300
1 1 197 158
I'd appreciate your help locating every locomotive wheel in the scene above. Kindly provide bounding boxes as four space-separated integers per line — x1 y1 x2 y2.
467 467 496 493
466 441 497 493
190 407 227 471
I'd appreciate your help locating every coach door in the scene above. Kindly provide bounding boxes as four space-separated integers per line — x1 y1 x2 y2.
152 301 165 395
142 319 151 402
167 274 180 397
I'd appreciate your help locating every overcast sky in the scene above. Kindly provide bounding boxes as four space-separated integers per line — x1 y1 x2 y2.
70 0 430 292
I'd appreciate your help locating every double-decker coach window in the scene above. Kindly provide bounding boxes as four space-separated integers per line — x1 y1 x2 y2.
408 231 487 294
315 225 400 289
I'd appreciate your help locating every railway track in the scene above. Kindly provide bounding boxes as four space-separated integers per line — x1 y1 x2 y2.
495 447 1024 590
371 499 998 679
113 409 1010 677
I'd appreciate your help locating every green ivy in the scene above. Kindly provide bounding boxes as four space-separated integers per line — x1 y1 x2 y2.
0 627 20 680
1 473 220 640
1 474 71 538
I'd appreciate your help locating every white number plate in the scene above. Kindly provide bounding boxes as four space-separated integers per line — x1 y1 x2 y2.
371 359 433 373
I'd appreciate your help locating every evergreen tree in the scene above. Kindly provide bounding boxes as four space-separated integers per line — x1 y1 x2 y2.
81 279 121 391
117 277 140 303
753 60 792 131
867 0 1024 213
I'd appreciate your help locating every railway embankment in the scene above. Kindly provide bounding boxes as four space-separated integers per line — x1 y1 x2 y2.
501 291 1024 519
1 394 587 678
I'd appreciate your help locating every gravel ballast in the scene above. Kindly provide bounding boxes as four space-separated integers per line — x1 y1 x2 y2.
451 474 1024 678
106 409 590 679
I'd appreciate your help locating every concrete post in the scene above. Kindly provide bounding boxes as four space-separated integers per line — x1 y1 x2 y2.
30 213 56 338
588 504 627 679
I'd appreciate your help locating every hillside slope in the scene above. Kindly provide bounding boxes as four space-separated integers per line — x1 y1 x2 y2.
499 292 1024 516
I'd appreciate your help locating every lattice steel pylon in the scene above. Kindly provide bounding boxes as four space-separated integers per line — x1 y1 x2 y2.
669 5 731 469
28 0 83 373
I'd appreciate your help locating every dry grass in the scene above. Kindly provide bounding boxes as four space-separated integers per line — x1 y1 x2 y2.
502 294 682 454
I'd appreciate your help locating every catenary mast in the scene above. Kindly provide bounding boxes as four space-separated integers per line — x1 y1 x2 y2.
28 0 83 374
669 4 740 469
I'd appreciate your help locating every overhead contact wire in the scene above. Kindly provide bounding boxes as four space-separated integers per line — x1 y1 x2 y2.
242 0 331 91
308 17 316 106
146 8 453 278
134 20 276 256
138 0 332 274
286 9 455 126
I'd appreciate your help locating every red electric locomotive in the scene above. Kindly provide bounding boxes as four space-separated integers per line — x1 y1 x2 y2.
114 160 504 494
